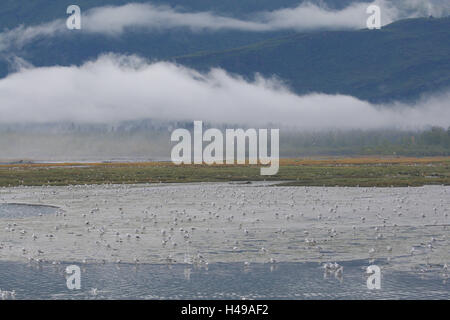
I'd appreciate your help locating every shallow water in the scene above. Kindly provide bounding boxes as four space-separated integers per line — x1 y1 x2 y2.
0 183 448 299
0 203 59 218
0 260 448 300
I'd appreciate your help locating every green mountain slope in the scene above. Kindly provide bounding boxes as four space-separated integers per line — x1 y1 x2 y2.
175 17 450 103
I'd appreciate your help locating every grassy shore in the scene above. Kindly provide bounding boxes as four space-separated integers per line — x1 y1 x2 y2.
0 157 449 187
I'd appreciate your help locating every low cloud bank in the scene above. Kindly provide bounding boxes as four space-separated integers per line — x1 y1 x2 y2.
0 54 449 130
1 0 449 52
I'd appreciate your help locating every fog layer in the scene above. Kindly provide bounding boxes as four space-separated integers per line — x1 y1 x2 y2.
0 54 449 130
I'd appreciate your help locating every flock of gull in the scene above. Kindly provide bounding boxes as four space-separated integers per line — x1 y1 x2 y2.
0 182 449 298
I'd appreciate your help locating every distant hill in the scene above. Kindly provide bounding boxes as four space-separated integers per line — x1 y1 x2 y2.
1 1 449 103
0 0 363 78
175 17 450 103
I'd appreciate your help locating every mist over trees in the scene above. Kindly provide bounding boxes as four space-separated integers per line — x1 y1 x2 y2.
0 121 449 161
281 126 450 157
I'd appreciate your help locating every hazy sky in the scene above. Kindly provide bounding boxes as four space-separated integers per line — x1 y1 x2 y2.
0 54 449 130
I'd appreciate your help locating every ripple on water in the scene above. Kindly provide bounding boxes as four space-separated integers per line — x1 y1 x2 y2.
0 260 448 300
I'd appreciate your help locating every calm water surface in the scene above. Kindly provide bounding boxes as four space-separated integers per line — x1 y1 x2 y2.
0 260 448 300
0 203 59 218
